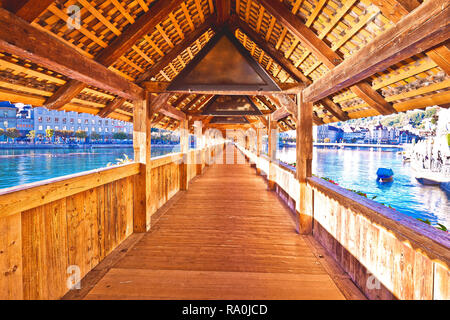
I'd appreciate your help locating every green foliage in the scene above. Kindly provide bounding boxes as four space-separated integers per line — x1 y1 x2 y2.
45 128 54 139
416 219 448 232
112 131 128 140
90 132 102 140
5 128 20 139
0 128 4 137
27 130 35 141
75 130 88 139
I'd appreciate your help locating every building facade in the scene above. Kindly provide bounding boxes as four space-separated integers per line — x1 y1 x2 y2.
0 101 133 142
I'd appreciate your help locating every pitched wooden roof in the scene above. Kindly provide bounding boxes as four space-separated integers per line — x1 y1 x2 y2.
0 0 448 131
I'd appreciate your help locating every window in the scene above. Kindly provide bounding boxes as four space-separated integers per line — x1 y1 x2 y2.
105 128 108 133
70 118 74 124
78 119 81 124
54 118 59 123
98 120 102 125
55 126 59 130
46 117 51 122
105 120 108 125
91 119 95 124
84 119 88 124
38 125 43 130
98 128 102 132
38 117 42 123
62 118 67 124
85 127 88 132
92 127 95 131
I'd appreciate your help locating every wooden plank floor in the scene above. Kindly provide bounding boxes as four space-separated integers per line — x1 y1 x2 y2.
83 146 348 300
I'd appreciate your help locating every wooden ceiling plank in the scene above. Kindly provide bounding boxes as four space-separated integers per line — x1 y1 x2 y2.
97 97 127 118
216 0 231 25
372 0 450 76
42 0 184 109
258 0 396 116
136 16 216 83
0 8 143 101
303 0 450 103
2 0 54 23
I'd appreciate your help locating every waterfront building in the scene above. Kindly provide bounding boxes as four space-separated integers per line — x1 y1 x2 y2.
0 101 133 142
0 101 18 141
33 107 133 140
316 125 343 143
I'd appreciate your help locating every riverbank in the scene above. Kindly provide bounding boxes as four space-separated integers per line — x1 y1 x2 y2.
280 142 405 149
0 143 175 149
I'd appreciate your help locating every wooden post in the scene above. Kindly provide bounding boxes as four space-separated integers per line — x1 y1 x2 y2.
133 92 152 232
179 119 189 190
267 116 277 190
194 120 203 175
296 92 313 234
256 128 262 175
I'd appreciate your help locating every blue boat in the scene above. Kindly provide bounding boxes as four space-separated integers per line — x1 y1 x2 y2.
377 168 394 182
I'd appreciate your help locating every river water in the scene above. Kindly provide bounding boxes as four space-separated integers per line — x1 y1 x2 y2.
0 145 448 227
0 146 178 190
278 146 449 227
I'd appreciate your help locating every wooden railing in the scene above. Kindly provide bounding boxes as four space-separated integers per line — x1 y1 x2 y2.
0 145 221 300
237 145 450 300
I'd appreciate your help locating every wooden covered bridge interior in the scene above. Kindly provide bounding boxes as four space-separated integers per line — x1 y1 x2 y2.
0 0 449 300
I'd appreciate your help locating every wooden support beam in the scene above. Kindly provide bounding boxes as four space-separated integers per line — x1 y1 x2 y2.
0 8 144 100
258 0 343 68
259 0 396 115
2 0 54 22
97 97 127 118
320 97 349 121
150 93 172 113
267 115 277 190
179 119 189 191
45 80 87 110
371 0 450 75
143 81 291 95
44 0 183 109
137 16 216 83
231 17 352 121
158 103 187 121
296 91 313 235
133 92 153 232
216 0 231 25
271 106 290 121
303 0 450 103
229 16 309 84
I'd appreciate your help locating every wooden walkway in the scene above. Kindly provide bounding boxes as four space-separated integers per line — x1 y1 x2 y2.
73 146 360 300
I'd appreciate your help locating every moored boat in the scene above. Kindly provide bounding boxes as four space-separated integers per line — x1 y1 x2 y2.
376 168 394 182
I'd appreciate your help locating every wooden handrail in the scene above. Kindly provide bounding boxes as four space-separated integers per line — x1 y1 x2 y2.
151 152 183 168
308 176 450 265
0 162 140 218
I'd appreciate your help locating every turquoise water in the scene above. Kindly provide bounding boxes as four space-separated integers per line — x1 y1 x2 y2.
0 146 179 190
277 146 449 227
0 145 448 227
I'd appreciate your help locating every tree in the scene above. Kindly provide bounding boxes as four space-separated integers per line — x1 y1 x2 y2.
90 132 102 141
55 130 74 143
113 132 128 140
75 130 88 142
27 130 36 143
5 128 21 142
45 128 54 143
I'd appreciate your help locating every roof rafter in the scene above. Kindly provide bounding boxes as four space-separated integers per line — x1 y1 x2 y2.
303 0 450 103
45 0 185 109
0 8 144 100
230 16 348 121
371 0 450 75
258 0 396 115
2 0 54 22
